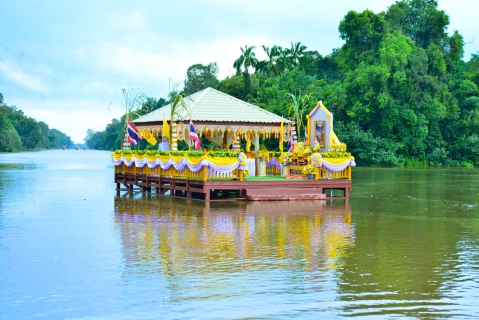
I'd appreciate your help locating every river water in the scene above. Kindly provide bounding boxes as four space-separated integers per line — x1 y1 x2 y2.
0 150 478 319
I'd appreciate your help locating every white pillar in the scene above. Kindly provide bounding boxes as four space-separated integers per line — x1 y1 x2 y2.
171 122 178 151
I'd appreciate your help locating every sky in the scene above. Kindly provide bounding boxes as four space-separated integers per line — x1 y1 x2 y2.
1 0 478 143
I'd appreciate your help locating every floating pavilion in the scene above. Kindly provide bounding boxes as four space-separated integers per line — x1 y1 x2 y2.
112 88 355 201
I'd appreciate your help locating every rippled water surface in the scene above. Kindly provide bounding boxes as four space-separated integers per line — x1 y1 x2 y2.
1 151 479 319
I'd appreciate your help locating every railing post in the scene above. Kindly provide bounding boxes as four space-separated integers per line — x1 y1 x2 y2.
202 166 208 181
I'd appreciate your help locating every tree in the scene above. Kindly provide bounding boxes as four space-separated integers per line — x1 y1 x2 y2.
256 45 281 77
0 113 22 152
286 91 316 142
233 45 259 75
0 106 42 150
288 41 308 66
338 9 388 68
183 63 220 94
385 0 449 49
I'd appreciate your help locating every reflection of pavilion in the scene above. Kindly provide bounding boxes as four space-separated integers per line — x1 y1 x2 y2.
114 196 354 278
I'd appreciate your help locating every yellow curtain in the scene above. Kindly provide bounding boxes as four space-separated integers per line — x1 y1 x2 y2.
245 134 251 152
279 121 283 152
163 118 170 139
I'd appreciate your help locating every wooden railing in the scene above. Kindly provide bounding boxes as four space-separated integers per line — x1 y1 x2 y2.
114 164 241 181
114 157 352 181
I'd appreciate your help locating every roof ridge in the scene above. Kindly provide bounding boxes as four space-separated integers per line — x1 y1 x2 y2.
205 87 287 119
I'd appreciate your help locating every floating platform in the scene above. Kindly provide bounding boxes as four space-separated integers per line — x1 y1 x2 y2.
115 173 351 201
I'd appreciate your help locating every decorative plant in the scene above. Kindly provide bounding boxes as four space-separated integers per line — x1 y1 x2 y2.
279 152 293 164
269 151 282 157
207 150 239 158
110 87 148 150
301 164 316 175
292 142 312 158
170 150 186 156
186 150 204 157
321 143 354 159
285 91 315 142
257 149 270 162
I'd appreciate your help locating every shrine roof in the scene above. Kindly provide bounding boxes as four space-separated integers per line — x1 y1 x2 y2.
133 87 290 125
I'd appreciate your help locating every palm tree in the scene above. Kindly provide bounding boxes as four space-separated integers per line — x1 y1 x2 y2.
289 41 308 66
276 47 292 73
167 82 192 150
286 91 315 142
113 87 147 150
298 54 316 75
258 45 281 76
233 45 259 76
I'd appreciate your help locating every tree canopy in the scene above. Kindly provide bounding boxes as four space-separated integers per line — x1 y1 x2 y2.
0 96 73 152
86 0 479 167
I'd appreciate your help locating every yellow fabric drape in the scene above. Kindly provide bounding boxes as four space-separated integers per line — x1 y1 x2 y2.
146 155 158 162
163 118 170 139
123 154 134 162
279 121 283 152
322 157 351 165
207 157 239 166
186 156 204 166
140 131 158 146
245 134 251 152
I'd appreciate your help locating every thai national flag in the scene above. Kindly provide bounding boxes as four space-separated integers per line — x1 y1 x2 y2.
288 126 295 152
127 121 142 145
189 119 201 151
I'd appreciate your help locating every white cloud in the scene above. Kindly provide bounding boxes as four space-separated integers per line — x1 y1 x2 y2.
0 61 49 93
10 98 124 143
2 0 479 145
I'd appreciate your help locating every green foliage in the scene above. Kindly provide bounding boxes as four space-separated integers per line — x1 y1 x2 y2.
334 121 399 166
92 0 479 167
0 113 22 152
183 63 220 95
233 45 258 76
207 150 239 158
0 99 72 151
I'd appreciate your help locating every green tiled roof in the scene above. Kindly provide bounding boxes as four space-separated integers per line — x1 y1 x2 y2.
133 87 290 124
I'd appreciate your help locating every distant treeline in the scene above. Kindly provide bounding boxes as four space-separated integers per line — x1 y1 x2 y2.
86 0 479 167
0 93 74 152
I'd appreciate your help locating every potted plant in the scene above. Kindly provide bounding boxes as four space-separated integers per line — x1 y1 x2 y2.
302 164 316 179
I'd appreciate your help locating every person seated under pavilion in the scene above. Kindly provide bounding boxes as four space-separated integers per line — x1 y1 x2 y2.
158 136 169 151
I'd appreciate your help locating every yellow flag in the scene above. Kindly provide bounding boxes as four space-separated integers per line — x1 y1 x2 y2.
246 134 251 152
139 130 158 145
145 134 157 146
279 121 283 152
163 118 170 139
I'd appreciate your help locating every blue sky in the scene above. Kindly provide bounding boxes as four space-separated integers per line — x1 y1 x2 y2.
1 0 478 143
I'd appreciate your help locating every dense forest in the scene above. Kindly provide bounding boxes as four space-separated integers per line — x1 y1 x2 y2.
0 93 74 152
87 0 479 167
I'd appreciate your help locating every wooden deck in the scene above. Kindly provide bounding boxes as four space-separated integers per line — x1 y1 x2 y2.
114 173 351 201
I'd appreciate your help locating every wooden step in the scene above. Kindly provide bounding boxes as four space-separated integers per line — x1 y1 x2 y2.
246 188 323 195
246 188 326 201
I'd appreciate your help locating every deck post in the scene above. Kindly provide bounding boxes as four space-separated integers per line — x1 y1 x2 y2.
186 179 191 198
204 187 210 201
202 167 208 181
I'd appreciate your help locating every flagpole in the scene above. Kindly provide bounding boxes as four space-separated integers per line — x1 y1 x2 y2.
188 119 192 151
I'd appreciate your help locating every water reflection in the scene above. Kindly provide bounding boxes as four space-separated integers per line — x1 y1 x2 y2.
114 198 354 273
2 151 479 318
114 197 354 314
